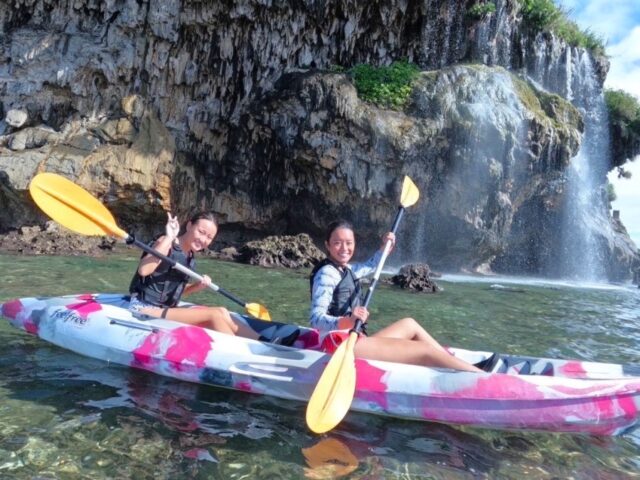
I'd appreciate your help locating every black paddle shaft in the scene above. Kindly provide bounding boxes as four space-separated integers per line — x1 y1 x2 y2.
352 205 405 333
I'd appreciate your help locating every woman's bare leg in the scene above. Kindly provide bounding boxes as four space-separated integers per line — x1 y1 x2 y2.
354 336 482 372
140 306 260 340
372 318 447 352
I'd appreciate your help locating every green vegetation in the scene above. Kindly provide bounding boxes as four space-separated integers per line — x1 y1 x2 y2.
511 74 581 131
519 0 561 29
349 61 420 110
467 2 497 19
606 182 617 203
517 0 606 55
605 89 640 128
605 89 640 166
605 88 640 155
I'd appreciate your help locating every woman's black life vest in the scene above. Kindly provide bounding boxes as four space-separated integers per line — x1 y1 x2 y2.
129 240 195 307
309 258 362 317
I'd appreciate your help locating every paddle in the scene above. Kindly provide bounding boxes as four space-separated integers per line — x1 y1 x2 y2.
28 172 271 321
306 175 420 434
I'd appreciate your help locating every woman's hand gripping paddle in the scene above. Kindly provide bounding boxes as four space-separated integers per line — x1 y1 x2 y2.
28 172 271 321
305 175 420 434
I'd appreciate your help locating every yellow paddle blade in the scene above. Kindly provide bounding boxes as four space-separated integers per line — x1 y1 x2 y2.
400 175 420 208
306 332 358 434
29 173 128 239
245 302 271 321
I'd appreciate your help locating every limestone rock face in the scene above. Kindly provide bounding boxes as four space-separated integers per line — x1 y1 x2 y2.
225 66 583 272
0 0 638 280
0 94 187 236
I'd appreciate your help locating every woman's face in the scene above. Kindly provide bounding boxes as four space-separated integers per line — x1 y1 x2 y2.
325 227 355 267
185 219 217 252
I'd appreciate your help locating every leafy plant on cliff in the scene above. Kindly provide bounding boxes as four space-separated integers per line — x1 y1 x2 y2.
605 89 640 128
605 89 640 167
519 0 560 29
517 0 606 55
606 182 617 203
467 2 497 20
349 61 420 110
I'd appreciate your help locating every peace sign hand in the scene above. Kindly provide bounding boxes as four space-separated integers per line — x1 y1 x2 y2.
165 212 180 241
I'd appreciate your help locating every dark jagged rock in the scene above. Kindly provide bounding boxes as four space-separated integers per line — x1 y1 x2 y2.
390 263 441 293
236 234 325 269
0 222 117 256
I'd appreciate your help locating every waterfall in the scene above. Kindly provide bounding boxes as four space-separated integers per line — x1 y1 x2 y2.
398 66 528 272
528 47 611 281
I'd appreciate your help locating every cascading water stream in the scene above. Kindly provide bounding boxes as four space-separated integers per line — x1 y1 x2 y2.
531 48 612 281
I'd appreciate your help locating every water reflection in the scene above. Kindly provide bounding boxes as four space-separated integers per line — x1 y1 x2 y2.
1 344 499 478
66 362 499 478
302 438 358 478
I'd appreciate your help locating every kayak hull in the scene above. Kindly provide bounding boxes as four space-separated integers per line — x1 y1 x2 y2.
3 293 640 436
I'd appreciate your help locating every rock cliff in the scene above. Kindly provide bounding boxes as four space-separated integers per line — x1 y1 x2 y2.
0 0 638 280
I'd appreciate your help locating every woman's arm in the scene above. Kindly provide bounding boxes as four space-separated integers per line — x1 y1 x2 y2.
137 213 180 277
350 232 395 279
350 249 383 279
137 236 175 276
181 273 210 297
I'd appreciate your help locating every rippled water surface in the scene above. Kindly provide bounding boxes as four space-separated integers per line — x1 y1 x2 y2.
1 254 640 479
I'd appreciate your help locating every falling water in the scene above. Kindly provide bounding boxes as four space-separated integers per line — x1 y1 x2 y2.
554 51 611 280
401 17 615 280
524 36 612 281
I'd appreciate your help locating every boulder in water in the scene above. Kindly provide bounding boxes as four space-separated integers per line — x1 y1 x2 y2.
236 234 325 269
390 263 441 293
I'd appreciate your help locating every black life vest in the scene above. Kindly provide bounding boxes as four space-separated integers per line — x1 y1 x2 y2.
309 258 362 317
128 240 195 307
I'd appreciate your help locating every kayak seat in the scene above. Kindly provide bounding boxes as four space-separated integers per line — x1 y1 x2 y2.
474 352 501 372
268 329 300 347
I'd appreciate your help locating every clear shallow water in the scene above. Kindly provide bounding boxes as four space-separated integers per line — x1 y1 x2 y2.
1 253 640 479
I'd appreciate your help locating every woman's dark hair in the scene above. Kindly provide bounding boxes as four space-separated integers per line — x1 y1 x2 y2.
325 220 354 242
179 211 217 235
188 211 217 227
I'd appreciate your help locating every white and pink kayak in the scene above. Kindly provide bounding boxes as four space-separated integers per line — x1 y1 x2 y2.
3 293 640 436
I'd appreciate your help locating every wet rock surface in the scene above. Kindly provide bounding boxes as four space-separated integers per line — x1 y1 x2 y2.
235 234 325 269
389 263 441 293
0 223 117 256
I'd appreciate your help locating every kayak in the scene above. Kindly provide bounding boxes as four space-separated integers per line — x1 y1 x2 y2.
3 293 640 436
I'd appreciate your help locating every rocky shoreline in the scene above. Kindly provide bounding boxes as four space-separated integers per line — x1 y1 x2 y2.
0 223 119 257
0 226 449 292
0 225 640 293
4 224 637 288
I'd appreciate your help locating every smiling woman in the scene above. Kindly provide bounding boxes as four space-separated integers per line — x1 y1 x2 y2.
126 210 252 335
309 220 483 372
